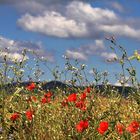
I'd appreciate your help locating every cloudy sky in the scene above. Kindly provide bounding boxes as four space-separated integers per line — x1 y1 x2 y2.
0 0 140 84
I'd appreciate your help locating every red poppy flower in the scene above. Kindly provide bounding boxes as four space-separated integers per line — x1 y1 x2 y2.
10 113 20 121
75 101 84 108
68 93 77 102
97 121 109 135
26 83 36 91
47 98 51 103
31 96 37 102
25 110 33 120
85 87 91 93
115 123 124 135
75 101 86 111
126 121 139 133
76 123 84 132
61 99 68 107
44 91 52 98
41 97 47 104
76 120 89 132
83 120 89 129
81 105 87 111
80 92 86 100
41 97 51 104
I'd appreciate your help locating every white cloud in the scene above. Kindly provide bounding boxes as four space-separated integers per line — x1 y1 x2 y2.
66 1 118 24
65 39 106 60
100 52 118 62
77 40 106 56
0 51 28 62
17 1 140 40
95 40 105 49
18 12 88 38
114 76 131 87
114 81 130 87
16 1 46 14
99 24 140 39
65 50 87 60
64 39 118 62
0 35 54 62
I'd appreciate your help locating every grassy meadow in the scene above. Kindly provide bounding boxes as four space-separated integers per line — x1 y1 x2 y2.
0 38 140 140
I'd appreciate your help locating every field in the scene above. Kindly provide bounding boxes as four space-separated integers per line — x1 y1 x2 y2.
0 83 139 140
0 39 140 140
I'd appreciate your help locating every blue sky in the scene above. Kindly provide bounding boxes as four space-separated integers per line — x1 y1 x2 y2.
0 0 140 85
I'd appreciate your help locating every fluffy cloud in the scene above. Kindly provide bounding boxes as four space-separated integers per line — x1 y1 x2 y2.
0 51 27 62
17 1 140 40
0 0 91 13
114 76 132 87
65 50 87 61
0 36 54 62
65 39 117 62
0 0 91 5
18 12 88 38
99 24 140 39
114 81 130 87
66 1 118 23
100 52 118 62
17 1 117 38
